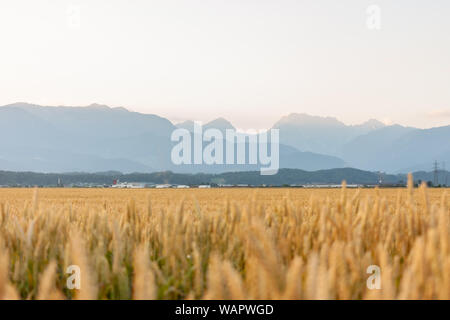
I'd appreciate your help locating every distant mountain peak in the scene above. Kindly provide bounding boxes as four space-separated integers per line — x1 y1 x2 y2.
176 120 195 131
176 120 194 126
4 102 38 108
206 117 234 127
355 119 385 129
274 113 345 128
176 117 236 132
87 103 111 110
3 102 128 112
205 117 236 131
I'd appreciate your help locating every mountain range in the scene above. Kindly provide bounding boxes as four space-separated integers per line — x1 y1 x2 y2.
272 113 449 172
0 102 448 174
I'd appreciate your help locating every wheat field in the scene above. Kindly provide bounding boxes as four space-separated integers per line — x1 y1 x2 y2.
0 178 448 300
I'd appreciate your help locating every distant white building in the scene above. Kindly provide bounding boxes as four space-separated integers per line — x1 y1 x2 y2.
176 185 190 188
155 184 171 189
198 185 211 188
111 182 152 189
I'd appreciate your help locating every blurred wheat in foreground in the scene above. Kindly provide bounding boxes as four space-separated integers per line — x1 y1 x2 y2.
0 177 448 300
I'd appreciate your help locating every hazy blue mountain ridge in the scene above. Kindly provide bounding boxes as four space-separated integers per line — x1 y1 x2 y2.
1 103 448 173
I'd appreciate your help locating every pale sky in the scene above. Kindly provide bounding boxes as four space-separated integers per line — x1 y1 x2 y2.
0 0 449 129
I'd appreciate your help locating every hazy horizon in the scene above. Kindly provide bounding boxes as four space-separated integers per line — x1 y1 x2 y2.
1 0 449 130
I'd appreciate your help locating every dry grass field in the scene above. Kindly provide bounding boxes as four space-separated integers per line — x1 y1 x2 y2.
0 179 448 299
